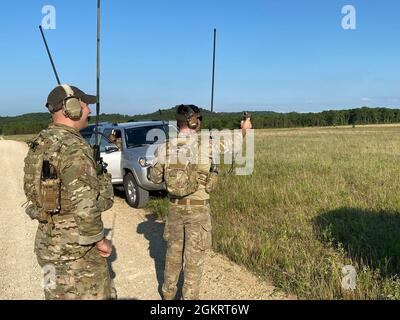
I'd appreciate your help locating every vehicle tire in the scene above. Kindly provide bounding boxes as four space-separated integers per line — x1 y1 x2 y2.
123 172 149 208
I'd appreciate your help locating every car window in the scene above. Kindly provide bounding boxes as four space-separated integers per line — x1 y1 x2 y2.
125 125 167 149
99 134 118 152
88 131 118 153
102 129 113 141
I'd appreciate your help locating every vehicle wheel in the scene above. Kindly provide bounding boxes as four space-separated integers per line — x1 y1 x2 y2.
123 172 149 208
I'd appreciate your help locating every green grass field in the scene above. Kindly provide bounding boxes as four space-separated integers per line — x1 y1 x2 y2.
209 125 400 300
7 127 400 299
150 125 400 299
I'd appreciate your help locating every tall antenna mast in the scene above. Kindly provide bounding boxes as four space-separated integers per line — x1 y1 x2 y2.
39 25 61 85
96 0 101 145
209 28 219 175
211 28 217 115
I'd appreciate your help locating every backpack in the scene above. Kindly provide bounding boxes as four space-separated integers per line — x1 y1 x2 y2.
164 140 199 198
23 130 64 215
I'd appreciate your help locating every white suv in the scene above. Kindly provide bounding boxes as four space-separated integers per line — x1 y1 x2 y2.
82 121 176 208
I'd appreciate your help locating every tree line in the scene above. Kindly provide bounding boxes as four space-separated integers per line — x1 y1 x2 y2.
1 107 400 135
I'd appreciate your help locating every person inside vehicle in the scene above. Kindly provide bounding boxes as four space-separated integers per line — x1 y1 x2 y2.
109 130 122 150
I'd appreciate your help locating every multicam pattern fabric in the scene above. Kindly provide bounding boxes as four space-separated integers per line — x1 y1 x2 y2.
150 132 214 300
37 246 112 300
163 139 200 198
162 203 212 300
150 133 214 201
23 123 113 299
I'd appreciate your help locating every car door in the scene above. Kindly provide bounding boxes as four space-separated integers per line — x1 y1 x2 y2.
92 129 123 183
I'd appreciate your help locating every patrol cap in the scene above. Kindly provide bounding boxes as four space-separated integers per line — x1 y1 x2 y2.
46 85 97 113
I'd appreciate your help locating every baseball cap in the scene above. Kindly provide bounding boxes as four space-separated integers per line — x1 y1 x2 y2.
46 85 97 113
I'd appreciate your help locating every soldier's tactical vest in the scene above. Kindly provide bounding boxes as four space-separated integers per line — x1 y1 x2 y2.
164 139 199 198
24 128 114 222
23 130 73 220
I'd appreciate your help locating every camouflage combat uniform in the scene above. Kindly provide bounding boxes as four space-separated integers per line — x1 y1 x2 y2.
150 132 213 300
24 123 114 300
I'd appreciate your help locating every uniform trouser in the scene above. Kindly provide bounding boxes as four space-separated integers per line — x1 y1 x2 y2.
162 203 212 300
37 246 112 300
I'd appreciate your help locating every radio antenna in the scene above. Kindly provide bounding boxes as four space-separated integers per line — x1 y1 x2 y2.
39 25 61 85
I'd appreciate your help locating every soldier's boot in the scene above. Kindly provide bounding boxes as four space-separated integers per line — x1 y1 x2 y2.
162 284 177 300
110 279 118 300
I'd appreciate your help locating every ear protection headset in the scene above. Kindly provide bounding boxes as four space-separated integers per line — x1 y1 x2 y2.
186 107 199 130
176 106 199 129
61 84 83 121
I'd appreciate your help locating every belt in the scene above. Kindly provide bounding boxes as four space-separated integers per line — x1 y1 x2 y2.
170 198 209 206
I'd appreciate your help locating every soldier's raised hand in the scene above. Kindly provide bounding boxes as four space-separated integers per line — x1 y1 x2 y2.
241 114 252 137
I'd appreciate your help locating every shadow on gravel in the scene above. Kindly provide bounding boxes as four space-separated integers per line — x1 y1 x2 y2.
104 228 117 280
137 214 167 299
114 188 184 299
137 213 184 299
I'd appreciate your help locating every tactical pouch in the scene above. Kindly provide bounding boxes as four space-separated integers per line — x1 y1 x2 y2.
40 178 61 213
97 172 114 212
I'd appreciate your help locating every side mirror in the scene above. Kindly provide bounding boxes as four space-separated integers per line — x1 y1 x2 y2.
105 145 119 153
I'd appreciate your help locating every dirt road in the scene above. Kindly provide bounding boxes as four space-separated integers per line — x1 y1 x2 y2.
0 140 288 300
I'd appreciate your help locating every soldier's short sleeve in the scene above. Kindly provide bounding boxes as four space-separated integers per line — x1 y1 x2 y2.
149 143 166 184
60 144 104 246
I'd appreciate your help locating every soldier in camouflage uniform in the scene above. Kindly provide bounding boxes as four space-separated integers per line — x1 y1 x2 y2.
23 85 114 300
149 105 214 300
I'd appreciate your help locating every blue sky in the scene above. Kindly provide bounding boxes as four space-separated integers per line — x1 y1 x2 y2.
1 0 400 116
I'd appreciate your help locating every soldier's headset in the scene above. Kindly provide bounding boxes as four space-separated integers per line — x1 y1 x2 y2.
242 112 251 121
60 84 83 121
177 106 199 130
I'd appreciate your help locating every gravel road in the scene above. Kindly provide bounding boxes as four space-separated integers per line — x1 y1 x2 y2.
0 140 289 300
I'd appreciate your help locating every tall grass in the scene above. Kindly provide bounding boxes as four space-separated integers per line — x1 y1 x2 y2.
13 127 398 298
210 126 400 299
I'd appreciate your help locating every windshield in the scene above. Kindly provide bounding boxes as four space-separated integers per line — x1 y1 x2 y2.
125 125 167 149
